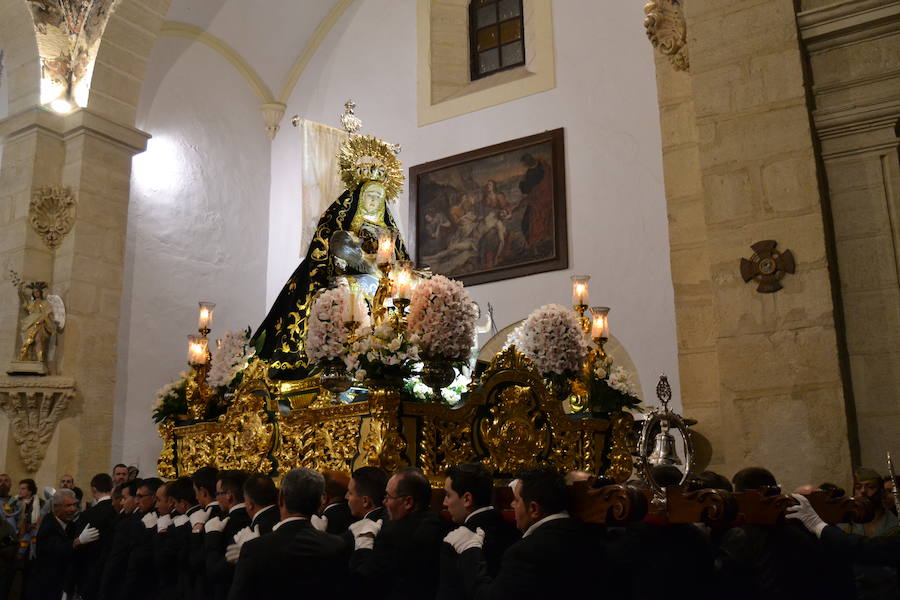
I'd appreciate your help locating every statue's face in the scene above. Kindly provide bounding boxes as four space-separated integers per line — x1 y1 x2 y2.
33 288 43 300
359 183 386 217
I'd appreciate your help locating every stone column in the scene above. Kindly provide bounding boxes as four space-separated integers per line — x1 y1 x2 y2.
0 108 148 483
652 0 856 488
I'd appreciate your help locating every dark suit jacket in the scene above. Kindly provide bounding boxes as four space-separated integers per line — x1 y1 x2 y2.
350 509 451 600
175 505 202 600
438 508 520 600
123 512 159 600
323 501 355 535
249 505 279 535
32 516 75 600
228 518 350 600
821 524 900 566
151 514 181 598
204 506 250 600
459 516 601 600
72 498 118 600
99 512 142 600
189 503 222 600
366 506 386 522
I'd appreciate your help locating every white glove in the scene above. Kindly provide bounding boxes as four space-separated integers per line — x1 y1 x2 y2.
204 516 229 534
173 514 189 527
348 518 382 550
77 525 99 545
225 526 260 564
156 514 173 532
444 526 485 554
225 543 242 564
311 514 328 532
232 526 259 547
189 510 209 528
786 493 827 538
141 512 158 529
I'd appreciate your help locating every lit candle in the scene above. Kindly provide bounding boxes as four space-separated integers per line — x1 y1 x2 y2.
395 263 413 300
198 301 216 330
187 335 209 365
376 232 394 265
590 306 610 339
571 275 590 306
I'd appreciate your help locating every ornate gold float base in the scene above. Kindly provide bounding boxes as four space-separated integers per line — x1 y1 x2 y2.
159 347 620 481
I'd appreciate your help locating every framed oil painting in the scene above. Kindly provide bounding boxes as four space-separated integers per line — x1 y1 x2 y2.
409 128 568 287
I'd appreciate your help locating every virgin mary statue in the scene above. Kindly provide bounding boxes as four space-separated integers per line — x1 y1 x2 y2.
252 134 408 380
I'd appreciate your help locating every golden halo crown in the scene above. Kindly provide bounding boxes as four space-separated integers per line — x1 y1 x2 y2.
338 134 404 202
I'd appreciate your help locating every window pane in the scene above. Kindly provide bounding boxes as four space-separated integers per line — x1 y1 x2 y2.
498 0 521 20
476 26 499 51
499 18 522 44
478 48 500 74
476 4 497 27
500 41 524 67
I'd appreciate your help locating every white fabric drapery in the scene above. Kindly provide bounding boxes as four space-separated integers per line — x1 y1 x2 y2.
299 119 349 254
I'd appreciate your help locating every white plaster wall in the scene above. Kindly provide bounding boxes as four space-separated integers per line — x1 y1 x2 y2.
268 1 681 409
113 39 270 472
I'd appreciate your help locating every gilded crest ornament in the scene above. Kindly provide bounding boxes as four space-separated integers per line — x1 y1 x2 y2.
29 185 76 250
644 0 689 72
479 385 550 475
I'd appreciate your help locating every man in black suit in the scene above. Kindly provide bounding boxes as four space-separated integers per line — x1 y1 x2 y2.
100 478 144 600
71 473 118 600
228 468 350 599
346 466 388 523
349 467 451 600
188 466 220 600
448 465 602 599
243 474 279 536
31 489 78 600
164 476 200 600
321 471 355 534
123 478 163 600
204 470 250 600
438 463 519 600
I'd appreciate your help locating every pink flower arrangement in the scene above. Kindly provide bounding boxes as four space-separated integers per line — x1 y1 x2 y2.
407 275 477 361
507 304 588 376
307 286 369 364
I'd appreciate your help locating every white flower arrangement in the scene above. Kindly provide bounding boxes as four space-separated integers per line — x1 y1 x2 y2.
405 368 472 406
208 328 255 389
344 321 420 382
606 365 636 396
507 304 588 376
306 286 369 365
407 275 477 362
152 371 190 423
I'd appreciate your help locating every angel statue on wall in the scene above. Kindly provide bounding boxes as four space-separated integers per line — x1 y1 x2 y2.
8 271 65 374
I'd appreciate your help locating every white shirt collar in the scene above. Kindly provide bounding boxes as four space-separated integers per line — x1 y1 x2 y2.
364 507 381 520
324 502 343 511
251 504 275 525
464 506 494 524
206 501 219 512
95 496 111 503
55 516 68 530
522 512 568 538
229 503 246 514
272 516 306 531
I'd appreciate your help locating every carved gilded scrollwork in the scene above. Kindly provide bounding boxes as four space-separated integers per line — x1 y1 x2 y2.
275 411 362 475
644 0 689 72
157 420 176 479
361 384 408 473
605 411 635 483
479 385 550 475
0 377 75 473
29 185 76 250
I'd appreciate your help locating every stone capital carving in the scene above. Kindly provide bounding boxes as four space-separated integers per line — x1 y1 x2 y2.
261 102 286 140
30 185 76 250
0 376 76 473
644 0 689 72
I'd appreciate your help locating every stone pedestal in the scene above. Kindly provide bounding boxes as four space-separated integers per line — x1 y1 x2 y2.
0 376 76 474
6 362 47 376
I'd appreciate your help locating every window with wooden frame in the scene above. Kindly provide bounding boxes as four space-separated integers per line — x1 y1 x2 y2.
469 0 525 80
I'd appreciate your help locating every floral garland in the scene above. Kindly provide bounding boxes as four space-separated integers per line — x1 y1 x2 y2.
208 327 255 390
152 372 189 424
407 275 477 362
404 368 472 406
507 304 588 377
345 321 420 382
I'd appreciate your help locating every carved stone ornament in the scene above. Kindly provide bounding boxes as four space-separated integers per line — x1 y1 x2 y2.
30 185 76 250
740 240 796 293
0 377 75 473
644 0 689 72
